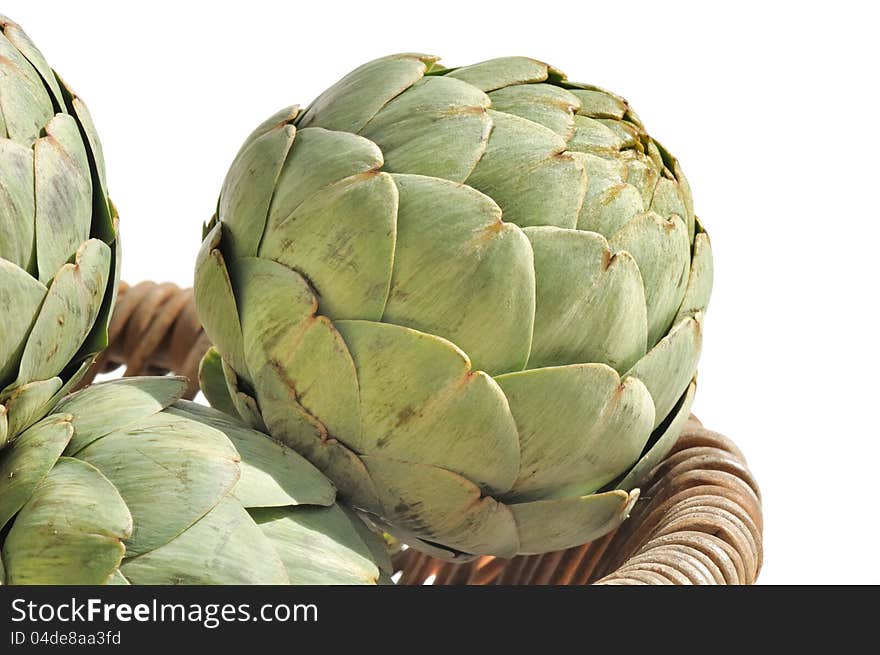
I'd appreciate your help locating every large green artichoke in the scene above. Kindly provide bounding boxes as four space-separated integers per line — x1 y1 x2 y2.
195 54 712 560
0 15 117 446
0 376 389 584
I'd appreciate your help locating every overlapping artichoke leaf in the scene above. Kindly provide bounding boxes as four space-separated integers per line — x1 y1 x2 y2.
4 457 132 585
524 226 647 372
120 497 290 585
297 54 439 134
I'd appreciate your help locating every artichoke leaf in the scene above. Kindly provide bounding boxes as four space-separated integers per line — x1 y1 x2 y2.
618 380 696 491
0 48 53 143
256 360 381 515
674 221 713 325
625 315 702 429
466 110 587 229
229 389 267 433
596 118 642 150
66 94 114 240
233 256 363 449
445 56 550 92
252 504 380 585
0 18 66 109
73 220 119 359
297 53 437 133
621 151 662 208
263 127 385 235
16 238 111 386
567 114 628 156
569 88 628 120
341 506 394 574
168 399 336 510
376 519 478 563
261 171 398 321
75 412 240 557
509 488 638 554
335 320 520 494
266 415 382 514
361 455 520 558
38 357 94 422
576 152 646 237
58 376 189 455
106 569 129 585
495 364 655 501
0 139 36 269
524 226 647 372
610 211 690 348
489 83 581 139
34 113 93 283
650 176 693 242
578 180 646 238
2 457 132 585
120 497 288 585
198 349 262 429
234 105 299 161
224 263 309 347
0 259 45 386
194 222 250 383
360 76 491 182
198 347 241 420
215 356 267 432
217 122 296 258
0 413 72 531
383 174 535 375
1 377 62 441
670 152 696 233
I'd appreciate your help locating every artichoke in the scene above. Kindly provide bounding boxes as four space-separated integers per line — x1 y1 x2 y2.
0 15 117 446
195 54 712 560
0 376 390 584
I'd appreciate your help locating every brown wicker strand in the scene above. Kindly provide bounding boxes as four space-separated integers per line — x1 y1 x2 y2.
525 550 567 585
91 280 764 585
81 281 210 398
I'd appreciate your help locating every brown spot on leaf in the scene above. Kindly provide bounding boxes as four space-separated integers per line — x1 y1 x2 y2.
602 249 617 271
395 406 416 427
485 220 505 234
354 170 381 181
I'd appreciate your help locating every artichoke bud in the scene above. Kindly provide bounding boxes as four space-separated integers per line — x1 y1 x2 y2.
0 14 117 445
196 54 713 560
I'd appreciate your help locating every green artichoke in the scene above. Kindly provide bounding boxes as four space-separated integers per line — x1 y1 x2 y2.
0 15 117 446
195 54 712 560
0 376 390 584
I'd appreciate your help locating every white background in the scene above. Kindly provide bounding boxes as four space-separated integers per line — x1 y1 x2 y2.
5 0 878 584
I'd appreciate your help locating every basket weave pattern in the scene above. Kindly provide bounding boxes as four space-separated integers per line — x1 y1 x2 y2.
86 281 763 585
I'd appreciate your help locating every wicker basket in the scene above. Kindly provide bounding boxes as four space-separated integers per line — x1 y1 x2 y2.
83 281 763 585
